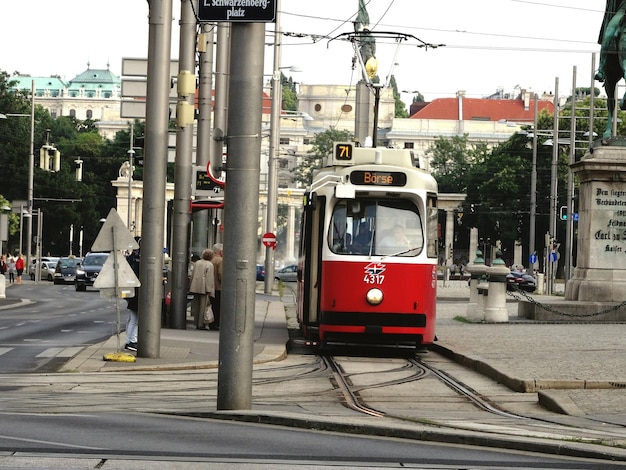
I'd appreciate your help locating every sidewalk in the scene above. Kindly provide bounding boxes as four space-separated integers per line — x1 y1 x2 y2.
61 292 288 373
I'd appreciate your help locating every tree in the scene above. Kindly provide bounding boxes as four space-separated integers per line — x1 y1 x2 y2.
281 73 297 112
425 134 489 193
295 129 353 186
389 75 408 118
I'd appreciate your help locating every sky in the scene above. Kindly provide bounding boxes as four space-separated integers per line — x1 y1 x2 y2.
0 0 604 104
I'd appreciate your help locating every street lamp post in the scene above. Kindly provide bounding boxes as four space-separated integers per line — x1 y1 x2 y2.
264 0 282 294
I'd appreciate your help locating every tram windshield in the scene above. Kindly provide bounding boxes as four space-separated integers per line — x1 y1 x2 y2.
329 199 423 256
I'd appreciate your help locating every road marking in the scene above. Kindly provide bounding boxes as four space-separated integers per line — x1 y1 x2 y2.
0 348 13 356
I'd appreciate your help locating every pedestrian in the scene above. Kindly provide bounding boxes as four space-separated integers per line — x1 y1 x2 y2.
124 248 140 352
210 243 223 330
15 254 24 284
0 255 6 277
188 248 215 330
7 256 15 284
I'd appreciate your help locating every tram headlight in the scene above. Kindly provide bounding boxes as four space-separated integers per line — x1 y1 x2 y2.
366 288 384 305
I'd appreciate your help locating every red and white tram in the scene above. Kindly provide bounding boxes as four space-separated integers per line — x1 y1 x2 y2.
297 143 438 349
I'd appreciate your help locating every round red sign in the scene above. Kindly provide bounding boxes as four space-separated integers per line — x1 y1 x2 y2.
262 232 277 249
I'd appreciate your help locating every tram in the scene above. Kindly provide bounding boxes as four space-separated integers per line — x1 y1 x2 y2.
297 143 439 349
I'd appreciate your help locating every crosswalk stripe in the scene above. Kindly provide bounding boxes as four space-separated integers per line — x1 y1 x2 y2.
0 348 14 356
36 348 63 358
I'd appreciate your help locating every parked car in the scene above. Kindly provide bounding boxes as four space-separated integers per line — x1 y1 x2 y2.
29 257 60 281
54 256 82 285
75 252 109 291
256 264 265 281
506 271 536 293
274 264 298 282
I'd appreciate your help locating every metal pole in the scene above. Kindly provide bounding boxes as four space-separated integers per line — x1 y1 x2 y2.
26 80 35 268
170 0 196 329
547 77 559 295
589 53 596 147
19 205 24 257
138 0 173 358
529 94 538 270
127 122 135 230
195 21 215 250
264 0 281 294
217 22 265 411
565 66 576 282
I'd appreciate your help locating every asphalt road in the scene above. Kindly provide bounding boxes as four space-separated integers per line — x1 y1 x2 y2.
0 281 121 373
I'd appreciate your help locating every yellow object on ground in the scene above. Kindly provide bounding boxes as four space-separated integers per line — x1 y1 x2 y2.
103 352 136 363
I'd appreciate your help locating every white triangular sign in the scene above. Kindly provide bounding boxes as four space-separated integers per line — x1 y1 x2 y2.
93 253 141 290
91 208 139 252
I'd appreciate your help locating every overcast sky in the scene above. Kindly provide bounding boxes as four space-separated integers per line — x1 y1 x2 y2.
0 1 603 102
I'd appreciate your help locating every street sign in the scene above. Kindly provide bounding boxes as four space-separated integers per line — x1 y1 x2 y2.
94 253 141 292
262 232 277 249
529 253 538 265
198 0 277 22
92 208 139 253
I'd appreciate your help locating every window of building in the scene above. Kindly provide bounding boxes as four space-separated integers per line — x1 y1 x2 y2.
404 142 414 149
69 109 76 118
279 137 290 145
86 110 93 119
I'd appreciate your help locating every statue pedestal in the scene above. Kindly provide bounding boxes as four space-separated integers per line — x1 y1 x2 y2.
566 144 626 302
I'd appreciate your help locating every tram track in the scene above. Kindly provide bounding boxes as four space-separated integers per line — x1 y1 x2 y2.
323 354 526 421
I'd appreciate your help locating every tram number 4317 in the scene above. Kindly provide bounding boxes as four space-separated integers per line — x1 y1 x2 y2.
363 263 386 285
364 273 385 284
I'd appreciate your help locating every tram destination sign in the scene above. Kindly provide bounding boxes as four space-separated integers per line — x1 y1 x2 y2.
350 170 407 187
198 0 276 22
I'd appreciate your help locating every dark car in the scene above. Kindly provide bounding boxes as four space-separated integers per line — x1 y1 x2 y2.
54 256 82 285
274 264 298 282
506 271 536 293
256 264 265 281
75 252 109 291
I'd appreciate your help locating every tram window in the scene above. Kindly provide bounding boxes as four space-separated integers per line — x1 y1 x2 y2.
329 199 424 256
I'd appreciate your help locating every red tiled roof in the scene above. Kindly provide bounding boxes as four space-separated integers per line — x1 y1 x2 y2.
410 97 554 122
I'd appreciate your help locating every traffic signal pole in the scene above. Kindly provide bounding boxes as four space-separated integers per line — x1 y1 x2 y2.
169 0 197 329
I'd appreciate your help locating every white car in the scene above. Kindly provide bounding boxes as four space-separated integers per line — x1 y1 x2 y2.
29 258 60 281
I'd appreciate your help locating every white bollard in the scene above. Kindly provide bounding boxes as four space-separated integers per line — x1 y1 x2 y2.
0 274 6 299
536 273 545 295
484 263 510 322
466 254 486 321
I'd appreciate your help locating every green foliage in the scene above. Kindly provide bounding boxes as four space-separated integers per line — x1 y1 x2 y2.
412 92 425 103
281 73 298 112
295 128 353 186
389 75 408 118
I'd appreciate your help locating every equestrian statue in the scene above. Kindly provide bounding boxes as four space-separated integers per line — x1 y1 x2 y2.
596 0 626 138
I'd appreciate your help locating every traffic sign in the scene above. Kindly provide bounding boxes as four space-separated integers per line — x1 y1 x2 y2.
91 208 139 252
198 0 276 22
529 253 538 265
94 252 141 292
262 232 277 249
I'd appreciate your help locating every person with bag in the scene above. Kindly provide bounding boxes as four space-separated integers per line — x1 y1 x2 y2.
209 243 223 330
188 248 215 330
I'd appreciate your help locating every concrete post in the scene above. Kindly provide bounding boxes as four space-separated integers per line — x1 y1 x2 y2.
465 250 485 321
0 275 5 299
137 0 173 358
217 22 265 411
484 251 510 323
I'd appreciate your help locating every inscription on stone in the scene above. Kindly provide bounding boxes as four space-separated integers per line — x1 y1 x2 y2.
591 183 626 266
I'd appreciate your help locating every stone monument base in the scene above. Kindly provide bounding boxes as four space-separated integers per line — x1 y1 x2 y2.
519 297 626 322
565 268 626 302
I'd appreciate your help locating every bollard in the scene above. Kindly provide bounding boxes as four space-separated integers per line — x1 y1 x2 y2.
0 274 5 299
484 251 510 322
465 250 486 321
536 272 544 295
